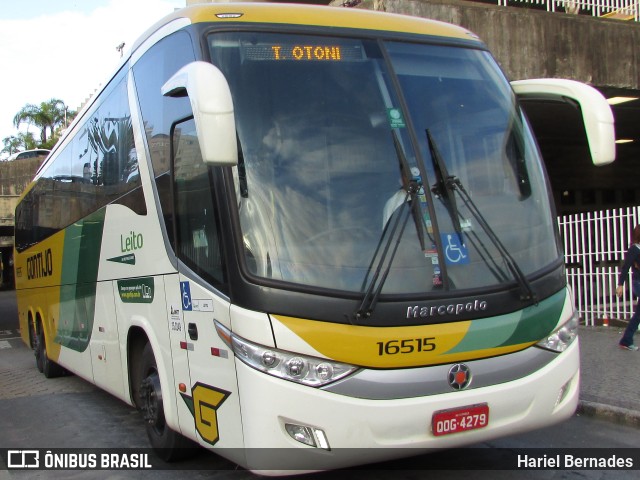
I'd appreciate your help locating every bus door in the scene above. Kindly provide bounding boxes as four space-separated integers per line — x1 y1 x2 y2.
160 272 195 440
166 117 244 451
173 275 243 450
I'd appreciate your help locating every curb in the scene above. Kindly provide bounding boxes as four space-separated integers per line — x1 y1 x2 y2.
577 400 640 429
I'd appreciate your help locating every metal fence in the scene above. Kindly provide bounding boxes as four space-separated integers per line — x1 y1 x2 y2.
558 206 640 325
341 0 639 21
496 0 639 21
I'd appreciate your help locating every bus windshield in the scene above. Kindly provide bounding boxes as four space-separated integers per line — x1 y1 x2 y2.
209 32 560 295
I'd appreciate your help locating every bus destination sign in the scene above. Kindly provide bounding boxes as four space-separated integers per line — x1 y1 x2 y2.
243 44 364 62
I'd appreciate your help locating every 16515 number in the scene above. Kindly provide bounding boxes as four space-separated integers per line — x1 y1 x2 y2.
376 338 436 356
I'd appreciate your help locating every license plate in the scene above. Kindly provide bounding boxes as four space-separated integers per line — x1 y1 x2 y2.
431 403 489 436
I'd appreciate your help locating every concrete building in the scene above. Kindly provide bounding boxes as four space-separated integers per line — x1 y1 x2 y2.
0 154 47 286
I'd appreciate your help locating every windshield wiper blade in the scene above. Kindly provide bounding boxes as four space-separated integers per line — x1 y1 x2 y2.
426 129 536 303
427 130 463 236
355 204 411 321
392 131 427 251
354 132 427 321
455 179 536 302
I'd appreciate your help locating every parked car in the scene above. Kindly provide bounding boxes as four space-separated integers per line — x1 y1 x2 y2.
6 149 50 161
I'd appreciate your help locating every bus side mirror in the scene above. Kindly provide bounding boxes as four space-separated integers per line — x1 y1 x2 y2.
511 79 615 166
162 61 238 166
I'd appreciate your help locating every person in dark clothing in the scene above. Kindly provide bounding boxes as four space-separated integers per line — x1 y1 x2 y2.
615 224 640 351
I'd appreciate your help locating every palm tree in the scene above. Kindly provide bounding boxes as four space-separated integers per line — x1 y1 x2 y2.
12 98 71 146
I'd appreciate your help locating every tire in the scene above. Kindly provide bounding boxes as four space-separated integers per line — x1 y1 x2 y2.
138 343 198 461
36 324 66 378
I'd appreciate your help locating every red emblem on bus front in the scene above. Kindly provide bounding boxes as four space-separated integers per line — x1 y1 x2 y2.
448 364 471 390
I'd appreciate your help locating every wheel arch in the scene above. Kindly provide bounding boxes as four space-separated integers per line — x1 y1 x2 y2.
126 322 193 458
126 322 179 429
127 325 150 409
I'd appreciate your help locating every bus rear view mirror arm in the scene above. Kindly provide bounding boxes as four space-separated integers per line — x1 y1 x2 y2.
162 61 238 166
511 79 616 166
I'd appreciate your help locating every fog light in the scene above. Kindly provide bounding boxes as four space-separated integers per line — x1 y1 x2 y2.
285 424 315 447
285 423 330 450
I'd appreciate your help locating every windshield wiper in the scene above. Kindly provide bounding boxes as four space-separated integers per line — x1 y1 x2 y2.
355 199 411 322
354 131 428 321
427 129 536 303
393 131 428 252
427 130 463 237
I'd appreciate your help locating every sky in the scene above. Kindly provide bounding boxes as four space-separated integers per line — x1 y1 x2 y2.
0 0 186 158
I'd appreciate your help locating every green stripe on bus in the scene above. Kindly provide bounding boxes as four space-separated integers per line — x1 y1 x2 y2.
499 289 565 346
55 209 106 352
444 290 565 353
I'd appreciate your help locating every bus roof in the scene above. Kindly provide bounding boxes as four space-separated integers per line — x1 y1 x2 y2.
132 3 479 53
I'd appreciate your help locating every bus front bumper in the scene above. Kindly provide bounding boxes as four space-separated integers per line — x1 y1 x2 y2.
229 340 579 474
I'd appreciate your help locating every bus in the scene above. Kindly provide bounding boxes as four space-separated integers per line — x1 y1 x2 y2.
14 3 615 473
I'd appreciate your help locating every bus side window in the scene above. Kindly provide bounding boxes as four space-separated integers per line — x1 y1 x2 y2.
172 118 227 291
132 30 196 253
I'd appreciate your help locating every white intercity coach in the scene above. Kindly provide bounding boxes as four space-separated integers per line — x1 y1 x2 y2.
14 2 615 474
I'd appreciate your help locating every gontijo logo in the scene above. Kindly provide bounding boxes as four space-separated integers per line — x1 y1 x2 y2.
26 248 53 280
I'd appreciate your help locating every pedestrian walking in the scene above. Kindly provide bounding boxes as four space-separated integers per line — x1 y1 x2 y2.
615 224 640 351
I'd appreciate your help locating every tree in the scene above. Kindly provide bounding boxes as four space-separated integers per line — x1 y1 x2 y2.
1 132 37 158
12 98 73 147
1 136 21 157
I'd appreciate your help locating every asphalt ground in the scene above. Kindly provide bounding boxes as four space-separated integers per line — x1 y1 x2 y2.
577 324 640 428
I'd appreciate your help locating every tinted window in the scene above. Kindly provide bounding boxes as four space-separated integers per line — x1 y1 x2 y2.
15 68 144 251
172 118 227 289
132 31 195 250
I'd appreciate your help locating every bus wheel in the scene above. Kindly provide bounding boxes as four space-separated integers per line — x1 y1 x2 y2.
138 343 197 461
36 324 65 378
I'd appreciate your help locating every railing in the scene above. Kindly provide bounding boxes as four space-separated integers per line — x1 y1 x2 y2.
497 0 639 21
341 0 639 21
558 206 640 326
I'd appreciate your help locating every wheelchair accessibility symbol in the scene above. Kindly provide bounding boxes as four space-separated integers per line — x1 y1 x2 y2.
181 281 192 311
441 233 469 265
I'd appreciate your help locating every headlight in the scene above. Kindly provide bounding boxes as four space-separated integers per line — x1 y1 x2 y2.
215 322 359 387
536 311 579 352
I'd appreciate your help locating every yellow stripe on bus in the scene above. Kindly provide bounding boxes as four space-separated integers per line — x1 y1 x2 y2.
272 315 533 368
